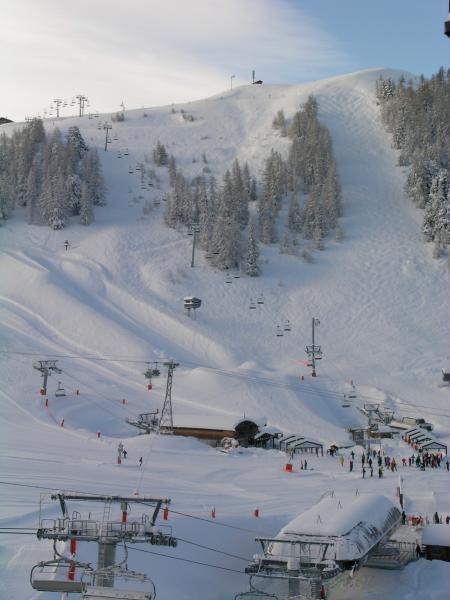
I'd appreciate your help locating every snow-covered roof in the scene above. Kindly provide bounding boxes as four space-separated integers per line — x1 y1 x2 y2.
419 440 447 451
254 425 283 439
280 494 399 538
377 425 394 433
422 525 450 547
233 416 267 429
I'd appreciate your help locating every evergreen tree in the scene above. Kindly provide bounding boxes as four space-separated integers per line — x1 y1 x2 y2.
245 221 260 276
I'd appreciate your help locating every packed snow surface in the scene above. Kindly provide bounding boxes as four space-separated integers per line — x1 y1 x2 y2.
0 68 449 599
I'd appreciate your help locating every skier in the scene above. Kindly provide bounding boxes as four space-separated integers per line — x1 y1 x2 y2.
339 455 344 467
64 240 70 251
123 449 127 459
304 460 308 470
401 511 406 525
415 542 422 559
434 511 440 524
349 459 353 472
446 515 450 524
370 466 373 477
138 456 143 467
362 467 366 478
378 467 383 478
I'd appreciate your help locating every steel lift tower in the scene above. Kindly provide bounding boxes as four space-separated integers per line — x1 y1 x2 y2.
31 492 177 599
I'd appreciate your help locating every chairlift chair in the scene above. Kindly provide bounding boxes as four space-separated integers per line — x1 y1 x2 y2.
55 382 66 397
233 272 241 278
128 168 134 174
348 390 357 399
82 567 155 600
124 148 129 156
151 363 161 377
113 134 119 141
283 320 291 331
97 124 102 130
257 294 264 304
117 152 122 158
135 165 142 171
276 325 284 337
249 299 256 309
153 198 161 206
225 274 233 284
342 395 351 408
30 559 89 594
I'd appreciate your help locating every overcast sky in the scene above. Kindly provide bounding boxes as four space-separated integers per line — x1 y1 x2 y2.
1 0 448 122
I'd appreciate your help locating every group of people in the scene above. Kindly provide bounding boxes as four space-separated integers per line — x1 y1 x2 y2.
403 512 450 527
117 441 144 466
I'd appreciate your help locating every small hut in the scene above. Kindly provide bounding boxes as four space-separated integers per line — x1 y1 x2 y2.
422 525 450 562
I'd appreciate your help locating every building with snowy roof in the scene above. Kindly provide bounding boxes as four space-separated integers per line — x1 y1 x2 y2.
422 525 450 562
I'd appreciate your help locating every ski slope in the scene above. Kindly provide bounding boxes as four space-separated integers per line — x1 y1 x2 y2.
0 68 449 599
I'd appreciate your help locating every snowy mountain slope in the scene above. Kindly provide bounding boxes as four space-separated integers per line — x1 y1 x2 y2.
0 68 449 599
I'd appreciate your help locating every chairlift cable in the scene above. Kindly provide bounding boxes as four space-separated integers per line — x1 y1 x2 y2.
128 546 246 574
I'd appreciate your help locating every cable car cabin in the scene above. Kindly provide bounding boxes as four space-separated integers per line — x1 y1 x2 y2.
183 296 202 310
55 382 66 397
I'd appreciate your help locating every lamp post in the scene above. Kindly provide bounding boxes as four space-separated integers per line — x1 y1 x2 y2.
230 75 235 90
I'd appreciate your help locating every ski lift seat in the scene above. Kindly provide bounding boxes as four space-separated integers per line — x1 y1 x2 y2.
83 587 152 599
249 299 256 309
257 295 264 304
184 296 202 310
31 562 84 593
55 382 66 397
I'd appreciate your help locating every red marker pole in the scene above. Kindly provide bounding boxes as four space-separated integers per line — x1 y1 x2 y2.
68 539 77 581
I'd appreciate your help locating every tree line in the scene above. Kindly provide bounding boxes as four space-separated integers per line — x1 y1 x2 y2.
0 118 105 228
376 68 449 257
163 96 342 275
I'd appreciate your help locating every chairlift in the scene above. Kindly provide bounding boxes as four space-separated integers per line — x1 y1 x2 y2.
442 369 450 382
128 167 134 174
257 294 264 304
153 198 161 206
31 559 90 593
117 152 122 158
348 391 357 399
283 319 291 331
97 124 102 130
249 299 256 309
151 363 161 377
124 148 129 156
113 134 118 141
82 567 155 600
233 272 241 279
135 165 142 171
55 382 66 397
276 325 284 337
342 395 351 408
234 579 278 600
225 274 232 284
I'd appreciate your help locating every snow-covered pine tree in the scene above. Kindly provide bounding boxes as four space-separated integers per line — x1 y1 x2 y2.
245 220 260 276
67 126 89 161
79 181 94 225
422 169 448 248
25 154 42 224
